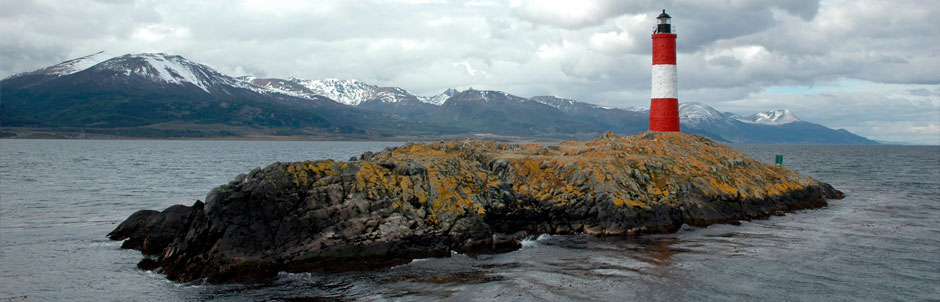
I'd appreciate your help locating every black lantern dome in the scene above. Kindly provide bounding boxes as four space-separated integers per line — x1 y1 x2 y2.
656 9 672 33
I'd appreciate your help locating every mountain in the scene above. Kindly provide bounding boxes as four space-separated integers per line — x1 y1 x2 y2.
530 96 647 134
419 88 459 106
227 74 874 143
292 78 377 106
19 51 112 77
735 109 800 125
679 102 878 144
240 77 445 107
241 76 647 137
237 77 443 119
236 76 319 99
242 76 647 137
425 89 620 136
0 53 451 137
1 52 879 143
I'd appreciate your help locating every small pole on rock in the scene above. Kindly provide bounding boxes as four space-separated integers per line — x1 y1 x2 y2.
775 155 783 167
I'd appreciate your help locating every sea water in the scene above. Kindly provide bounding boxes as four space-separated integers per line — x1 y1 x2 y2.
1 140 937 301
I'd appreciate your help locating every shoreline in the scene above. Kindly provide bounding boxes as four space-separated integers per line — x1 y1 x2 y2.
0 127 569 144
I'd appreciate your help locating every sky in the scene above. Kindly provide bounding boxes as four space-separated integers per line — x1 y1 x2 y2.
1 0 938 144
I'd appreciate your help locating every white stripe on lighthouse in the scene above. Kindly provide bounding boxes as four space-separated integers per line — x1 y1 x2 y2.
651 64 677 99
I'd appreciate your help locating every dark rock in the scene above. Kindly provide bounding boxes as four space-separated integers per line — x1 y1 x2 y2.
109 201 202 255
110 132 844 284
108 210 159 241
137 258 161 271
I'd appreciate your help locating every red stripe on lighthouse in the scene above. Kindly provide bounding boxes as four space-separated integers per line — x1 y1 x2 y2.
652 33 676 65
650 98 679 132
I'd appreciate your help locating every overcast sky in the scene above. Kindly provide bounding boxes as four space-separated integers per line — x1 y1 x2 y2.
1 0 938 144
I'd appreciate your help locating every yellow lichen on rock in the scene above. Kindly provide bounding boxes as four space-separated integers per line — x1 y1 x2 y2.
284 160 341 187
433 134 800 210
289 132 818 217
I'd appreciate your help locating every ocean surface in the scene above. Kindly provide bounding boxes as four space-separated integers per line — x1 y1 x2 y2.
1 139 937 301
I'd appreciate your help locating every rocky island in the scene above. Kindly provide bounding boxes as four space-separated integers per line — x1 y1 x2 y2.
109 132 843 283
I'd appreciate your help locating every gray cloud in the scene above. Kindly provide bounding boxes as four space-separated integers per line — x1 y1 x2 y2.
0 0 937 144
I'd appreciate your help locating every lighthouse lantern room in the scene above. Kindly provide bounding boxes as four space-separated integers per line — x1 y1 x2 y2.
656 10 672 33
649 9 680 132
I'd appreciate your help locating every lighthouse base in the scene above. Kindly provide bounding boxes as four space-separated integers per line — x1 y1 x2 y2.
649 98 680 132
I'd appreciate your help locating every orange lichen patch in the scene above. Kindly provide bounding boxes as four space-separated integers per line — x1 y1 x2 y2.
423 162 485 216
349 147 490 221
347 132 816 216
617 197 650 208
284 160 341 187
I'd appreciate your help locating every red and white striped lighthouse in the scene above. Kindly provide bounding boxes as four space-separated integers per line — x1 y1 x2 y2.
650 9 679 132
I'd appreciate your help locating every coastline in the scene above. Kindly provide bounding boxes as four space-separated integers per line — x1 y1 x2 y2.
0 127 569 143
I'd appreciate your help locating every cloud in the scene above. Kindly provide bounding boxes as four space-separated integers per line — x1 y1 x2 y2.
510 0 630 29
848 121 940 145
0 0 937 143
132 24 191 43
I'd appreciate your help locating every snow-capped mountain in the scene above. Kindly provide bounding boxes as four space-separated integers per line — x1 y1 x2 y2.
239 77 449 106
4 52 258 97
679 102 731 125
297 78 377 106
0 52 446 137
451 89 533 103
298 78 418 106
681 102 801 126
237 76 319 99
671 102 874 144
735 109 800 125
17 51 112 77
89 53 241 92
532 95 616 111
418 88 459 105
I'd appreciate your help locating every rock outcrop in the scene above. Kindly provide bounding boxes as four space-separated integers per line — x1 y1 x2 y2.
110 132 843 283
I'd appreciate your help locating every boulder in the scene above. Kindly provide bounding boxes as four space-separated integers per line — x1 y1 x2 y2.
108 201 202 255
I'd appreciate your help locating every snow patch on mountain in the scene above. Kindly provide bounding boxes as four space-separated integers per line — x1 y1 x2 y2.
236 76 318 99
95 53 234 92
233 76 462 107
235 77 431 105
679 102 728 124
532 96 575 109
141 54 212 91
737 109 800 125
531 95 616 111
419 88 458 105
678 102 802 126
295 78 376 106
374 87 418 103
475 90 524 103
25 51 111 77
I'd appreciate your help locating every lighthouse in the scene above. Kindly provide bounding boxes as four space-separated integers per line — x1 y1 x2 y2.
650 9 679 132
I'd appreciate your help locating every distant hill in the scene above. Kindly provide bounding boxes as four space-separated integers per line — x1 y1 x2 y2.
1 52 879 144
677 102 878 144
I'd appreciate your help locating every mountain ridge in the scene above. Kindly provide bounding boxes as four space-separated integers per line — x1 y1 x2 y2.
1 51 878 144
0 52 455 138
